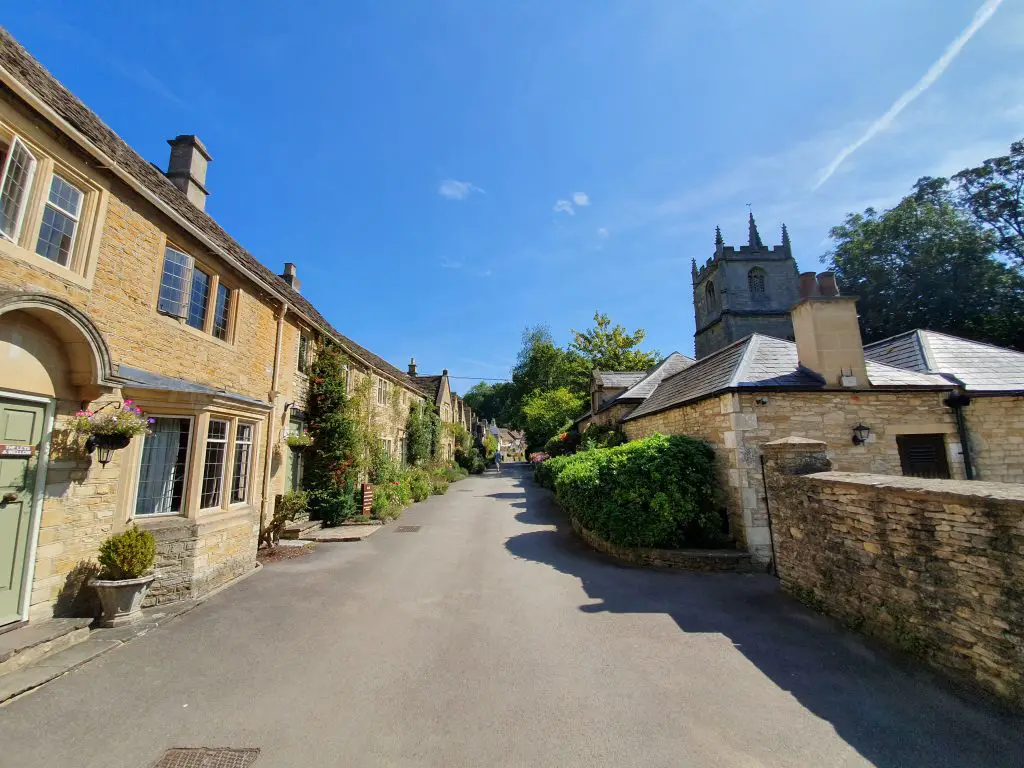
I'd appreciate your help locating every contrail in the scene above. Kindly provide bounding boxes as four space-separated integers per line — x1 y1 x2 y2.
812 0 1004 191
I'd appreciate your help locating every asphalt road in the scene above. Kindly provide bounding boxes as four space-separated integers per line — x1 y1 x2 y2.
1 467 1021 768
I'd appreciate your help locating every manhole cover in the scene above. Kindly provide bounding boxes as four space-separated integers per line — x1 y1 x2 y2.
152 748 260 768
395 525 421 533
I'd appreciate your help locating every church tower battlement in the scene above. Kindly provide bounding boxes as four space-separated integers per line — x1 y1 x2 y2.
692 213 800 358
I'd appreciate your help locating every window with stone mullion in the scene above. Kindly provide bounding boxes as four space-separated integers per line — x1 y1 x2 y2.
230 422 254 504
200 419 229 508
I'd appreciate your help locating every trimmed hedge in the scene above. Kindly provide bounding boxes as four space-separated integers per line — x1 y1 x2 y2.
540 434 719 549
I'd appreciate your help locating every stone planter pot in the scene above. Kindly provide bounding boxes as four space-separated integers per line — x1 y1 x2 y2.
90 574 156 627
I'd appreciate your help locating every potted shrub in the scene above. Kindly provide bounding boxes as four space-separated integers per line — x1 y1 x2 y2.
71 400 153 466
90 525 157 627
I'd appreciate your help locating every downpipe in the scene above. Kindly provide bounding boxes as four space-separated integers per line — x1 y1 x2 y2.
944 391 974 480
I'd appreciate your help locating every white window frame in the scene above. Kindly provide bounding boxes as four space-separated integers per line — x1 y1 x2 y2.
230 421 256 505
130 415 195 519
0 135 38 243
35 172 83 267
377 377 388 406
199 418 230 510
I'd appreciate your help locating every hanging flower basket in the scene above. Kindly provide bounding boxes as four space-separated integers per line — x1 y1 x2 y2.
285 433 313 449
71 400 153 466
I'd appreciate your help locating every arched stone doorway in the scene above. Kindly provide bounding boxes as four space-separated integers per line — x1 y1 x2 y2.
0 293 117 626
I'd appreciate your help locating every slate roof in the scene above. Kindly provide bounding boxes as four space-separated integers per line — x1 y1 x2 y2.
864 330 1024 393
624 334 952 421
0 28 414 389
117 365 270 408
595 371 646 388
613 352 696 401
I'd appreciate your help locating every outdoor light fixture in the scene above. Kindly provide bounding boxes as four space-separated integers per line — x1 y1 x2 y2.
85 436 115 466
851 423 871 446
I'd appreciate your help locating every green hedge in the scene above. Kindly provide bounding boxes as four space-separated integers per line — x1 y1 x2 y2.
542 434 720 548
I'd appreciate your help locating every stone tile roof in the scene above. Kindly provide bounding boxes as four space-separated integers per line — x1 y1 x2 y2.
595 371 647 388
117 365 270 408
409 375 443 403
0 27 415 390
864 330 1024 393
624 334 952 421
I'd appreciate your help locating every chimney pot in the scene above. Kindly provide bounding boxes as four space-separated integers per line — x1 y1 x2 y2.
279 262 301 292
165 135 211 210
798 271 820 299
408 357 418 376
442 368 449 376
817 272 839 297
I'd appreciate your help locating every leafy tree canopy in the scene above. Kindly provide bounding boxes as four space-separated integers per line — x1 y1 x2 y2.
521 386 587 450
824 177 1024 350
569 312 660 376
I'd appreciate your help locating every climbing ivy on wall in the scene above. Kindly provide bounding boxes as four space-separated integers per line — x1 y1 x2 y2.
304 343 359 525
406 401 441 465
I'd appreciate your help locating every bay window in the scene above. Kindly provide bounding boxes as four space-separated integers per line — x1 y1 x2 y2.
134 417 191 516
230 422 254 504
200 419 229 509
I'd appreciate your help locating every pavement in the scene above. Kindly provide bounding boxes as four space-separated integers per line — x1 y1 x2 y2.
0 466 1020 768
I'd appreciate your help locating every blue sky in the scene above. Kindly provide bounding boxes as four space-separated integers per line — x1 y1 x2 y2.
6 1 1023 393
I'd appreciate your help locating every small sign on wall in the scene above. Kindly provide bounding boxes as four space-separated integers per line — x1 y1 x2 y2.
361 483 373 516
0 444 34 457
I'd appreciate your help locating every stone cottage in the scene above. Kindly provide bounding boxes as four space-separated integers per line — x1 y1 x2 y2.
576 226 1024 565
0 28 436 629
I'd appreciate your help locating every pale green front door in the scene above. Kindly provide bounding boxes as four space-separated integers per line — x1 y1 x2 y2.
0 398 46 625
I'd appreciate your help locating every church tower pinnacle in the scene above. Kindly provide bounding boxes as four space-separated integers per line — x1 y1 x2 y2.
748 211 764 249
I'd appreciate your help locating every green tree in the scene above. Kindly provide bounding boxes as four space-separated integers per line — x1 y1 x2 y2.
521 386 587 449
304 343 358 525
568 312 660 379
824 181 1024 350
463 381 516 423
406 401 441 465
951 139 1024 266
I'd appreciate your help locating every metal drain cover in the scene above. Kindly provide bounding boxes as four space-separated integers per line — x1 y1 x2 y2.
152 748 260 768
395 525 421 533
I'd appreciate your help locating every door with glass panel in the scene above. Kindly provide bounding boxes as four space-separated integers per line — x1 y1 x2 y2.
135 418 192 517
0 397 46 625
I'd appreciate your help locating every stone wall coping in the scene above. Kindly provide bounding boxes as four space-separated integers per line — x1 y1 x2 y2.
762 436 828 450
805 471 1024 505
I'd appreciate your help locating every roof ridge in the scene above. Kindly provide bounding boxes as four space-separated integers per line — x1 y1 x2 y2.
729 335 760 387
921 329 1024 357
0 27 416 387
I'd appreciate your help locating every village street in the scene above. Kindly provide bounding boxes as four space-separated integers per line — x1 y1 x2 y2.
0 467 1020 768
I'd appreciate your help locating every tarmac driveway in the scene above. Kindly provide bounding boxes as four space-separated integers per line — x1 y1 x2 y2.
0 466 1020 767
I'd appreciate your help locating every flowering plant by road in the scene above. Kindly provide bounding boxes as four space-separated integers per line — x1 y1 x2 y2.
70 400 153 438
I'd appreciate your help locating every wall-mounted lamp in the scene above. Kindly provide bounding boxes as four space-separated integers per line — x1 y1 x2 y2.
851 423 871 446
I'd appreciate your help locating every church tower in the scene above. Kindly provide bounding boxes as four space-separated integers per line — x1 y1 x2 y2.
692 214 800 359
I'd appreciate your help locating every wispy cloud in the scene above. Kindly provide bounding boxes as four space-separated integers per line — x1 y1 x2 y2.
597 227 609 238
440 258 463 269
812 0 1004 191
554 191 591 216
438 179 485 200
40 19 187 107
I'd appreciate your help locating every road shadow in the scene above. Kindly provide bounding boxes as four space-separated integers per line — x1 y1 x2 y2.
503 472 1024 768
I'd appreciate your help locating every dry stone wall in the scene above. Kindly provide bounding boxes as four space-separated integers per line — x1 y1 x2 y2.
763 438 1024 708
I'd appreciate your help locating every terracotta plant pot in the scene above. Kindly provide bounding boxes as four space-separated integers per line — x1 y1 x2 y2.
90 574 156 627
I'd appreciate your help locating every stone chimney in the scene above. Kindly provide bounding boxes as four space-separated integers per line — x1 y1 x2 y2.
408 357 417 376
280 263 300 292
791 272 868 388
166 135 211 210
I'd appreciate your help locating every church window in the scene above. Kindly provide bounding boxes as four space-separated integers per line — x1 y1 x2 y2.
705 281 717 311
748 268 767 298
